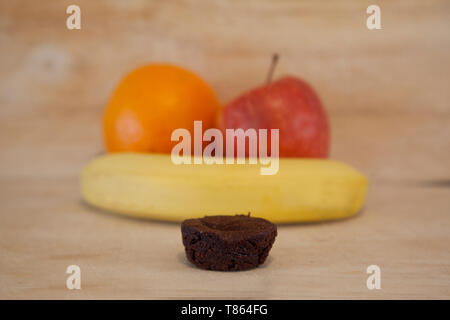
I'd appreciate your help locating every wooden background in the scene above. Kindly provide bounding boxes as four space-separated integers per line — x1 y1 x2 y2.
1 0 449 299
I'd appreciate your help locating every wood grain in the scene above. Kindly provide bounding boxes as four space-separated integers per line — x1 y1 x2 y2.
0 0 449 299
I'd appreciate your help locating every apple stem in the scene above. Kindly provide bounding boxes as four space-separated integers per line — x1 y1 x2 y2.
266 53 279 84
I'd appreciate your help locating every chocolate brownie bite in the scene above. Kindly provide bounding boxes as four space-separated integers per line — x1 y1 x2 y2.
181 215 277 271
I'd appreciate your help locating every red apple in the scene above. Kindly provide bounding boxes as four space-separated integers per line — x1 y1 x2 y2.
218 76 330 158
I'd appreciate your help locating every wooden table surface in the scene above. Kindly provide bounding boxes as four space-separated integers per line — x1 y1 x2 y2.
1 0 449 299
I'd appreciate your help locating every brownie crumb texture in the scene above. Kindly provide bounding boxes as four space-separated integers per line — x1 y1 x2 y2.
181 215 277 271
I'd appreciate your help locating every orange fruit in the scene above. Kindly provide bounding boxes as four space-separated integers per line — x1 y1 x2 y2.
103 64 220 153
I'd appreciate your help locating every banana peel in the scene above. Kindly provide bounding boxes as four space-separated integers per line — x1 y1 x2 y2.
80 153 368 223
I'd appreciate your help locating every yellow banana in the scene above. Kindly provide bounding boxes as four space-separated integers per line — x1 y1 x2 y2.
80 153 368 223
